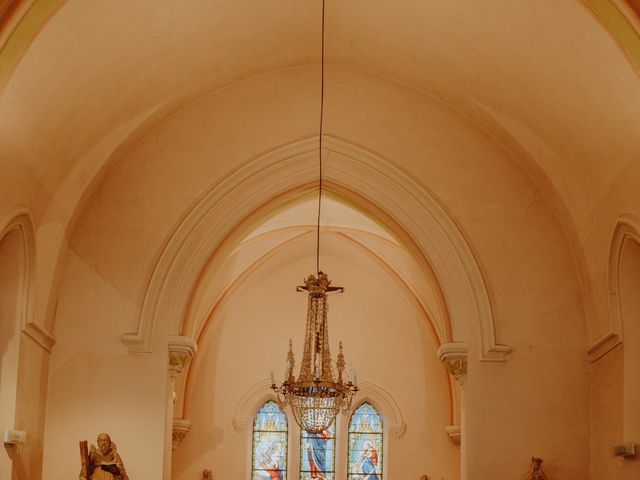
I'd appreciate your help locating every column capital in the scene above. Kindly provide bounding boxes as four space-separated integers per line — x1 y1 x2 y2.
438 342 468 385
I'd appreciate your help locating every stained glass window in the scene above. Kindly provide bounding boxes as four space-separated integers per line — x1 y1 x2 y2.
252 401 288 480
347 403 383 480
299 420 336 480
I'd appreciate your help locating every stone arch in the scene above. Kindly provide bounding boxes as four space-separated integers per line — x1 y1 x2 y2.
594 213 640 360
0 207 54 351
351 381 406 440
0 208 34 336
232 379 280 434
609 214 640 449
0 207 35 479
124 136 509 362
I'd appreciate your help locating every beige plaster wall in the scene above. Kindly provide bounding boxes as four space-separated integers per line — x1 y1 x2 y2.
172 235 457 479
0 228 22 479
591 344 624 479
12 334 49 480
621 238 640 478
42 250 169 480
581 166 640 352
463 194 590 478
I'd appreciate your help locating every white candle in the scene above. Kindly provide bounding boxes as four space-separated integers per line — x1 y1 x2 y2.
270 370 275 385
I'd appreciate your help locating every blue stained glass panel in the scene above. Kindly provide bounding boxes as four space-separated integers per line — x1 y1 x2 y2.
252 401 288 480
347 403 383 480
299 422 336 480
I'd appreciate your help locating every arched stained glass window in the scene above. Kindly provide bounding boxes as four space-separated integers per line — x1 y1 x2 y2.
299 421 336 480
347 403 383 480
252 401 288 480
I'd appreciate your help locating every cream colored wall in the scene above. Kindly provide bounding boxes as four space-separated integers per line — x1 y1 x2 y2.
41 250 169 480
12 334 49 480
0 228 22 480
591 344 624 479
463 195 590 478
172 235 457 479
621 238 640 478
589 228 640 479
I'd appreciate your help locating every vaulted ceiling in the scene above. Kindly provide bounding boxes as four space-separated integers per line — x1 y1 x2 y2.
1 1 638 229
1 0 639 346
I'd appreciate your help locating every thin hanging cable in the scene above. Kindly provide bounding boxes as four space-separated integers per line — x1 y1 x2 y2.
316 0 325 275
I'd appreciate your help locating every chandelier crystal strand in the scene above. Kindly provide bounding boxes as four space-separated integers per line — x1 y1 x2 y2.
272 272 358 433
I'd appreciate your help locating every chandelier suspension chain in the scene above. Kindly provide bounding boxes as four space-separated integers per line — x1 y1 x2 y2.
271 0 357 435
316 0 325 275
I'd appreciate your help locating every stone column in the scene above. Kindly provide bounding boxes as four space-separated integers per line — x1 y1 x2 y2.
164 336 197 480
438 343 468 475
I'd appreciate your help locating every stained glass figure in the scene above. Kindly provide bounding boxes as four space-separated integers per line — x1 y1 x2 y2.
299 420 336 480
347 403 383 480
252 401 288 480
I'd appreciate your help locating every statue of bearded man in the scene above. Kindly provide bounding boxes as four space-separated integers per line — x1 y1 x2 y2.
80 433 129 480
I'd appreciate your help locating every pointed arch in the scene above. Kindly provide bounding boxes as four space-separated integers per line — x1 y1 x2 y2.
589 213 640 360
0 207 54 351
125 136 508 362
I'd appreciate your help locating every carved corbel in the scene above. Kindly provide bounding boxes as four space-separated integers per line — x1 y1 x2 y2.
172 418 192 450
168 335 197 379
445 425 461 448
168 336 197 449
438 342 468 385
389 423 407 439
439 343 467 448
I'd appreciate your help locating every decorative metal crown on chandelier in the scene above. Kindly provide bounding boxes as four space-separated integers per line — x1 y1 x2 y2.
270 0 358 434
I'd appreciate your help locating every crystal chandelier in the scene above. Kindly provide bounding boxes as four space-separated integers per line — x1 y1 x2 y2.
270 0 358 434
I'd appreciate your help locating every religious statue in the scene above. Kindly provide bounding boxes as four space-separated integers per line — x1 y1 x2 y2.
202 469 213 480
79 433 129 480
524 457 548 480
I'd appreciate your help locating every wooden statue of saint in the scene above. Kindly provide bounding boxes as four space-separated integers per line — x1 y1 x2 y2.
79 433 129 480
524 457 548 480
202 469 213 480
